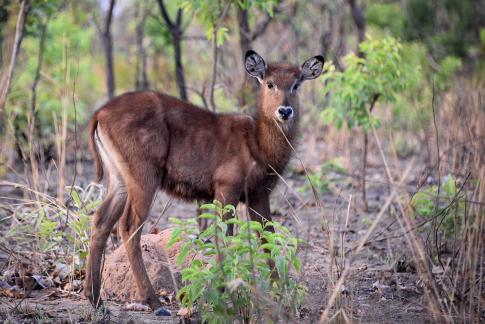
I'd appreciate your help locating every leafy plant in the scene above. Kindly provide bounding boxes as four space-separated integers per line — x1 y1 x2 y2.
7 9 99 152
322 156 347 175
321 37 413 130
365 2 404 37
168 201 306 323
411 175 466 241
321 36 415 210
1 183 102 267
175 0 276 46
299 170 331 195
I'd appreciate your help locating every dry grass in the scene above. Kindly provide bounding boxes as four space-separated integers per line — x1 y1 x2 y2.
316 78 484 323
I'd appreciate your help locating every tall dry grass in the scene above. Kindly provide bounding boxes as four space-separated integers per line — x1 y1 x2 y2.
318 78 484 323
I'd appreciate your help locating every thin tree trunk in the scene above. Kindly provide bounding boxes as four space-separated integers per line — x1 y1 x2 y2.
347 0 369 210
135 1 149 91
347 0 365 54
320 1 333 56
141 44 149 89
103 0 116 99
157 0 187 101
208 26 218 112
237 7 252 108
0 1 12 68
236 5 277 110
361 94 380 212
30 22 48 144
28 21 48 195
361 131 369 212
173 31 187 100
207 4 230 112
0 0 31 130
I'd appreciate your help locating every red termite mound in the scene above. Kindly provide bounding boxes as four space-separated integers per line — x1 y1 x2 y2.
101 229 181 303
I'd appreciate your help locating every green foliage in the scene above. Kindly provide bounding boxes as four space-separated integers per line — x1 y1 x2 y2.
365 3 404 37
434 56 462 91
299 158 347 195
321 37 415 131
411 175 466 240
403 0 485 59
299 171 330 195
7 9 99 148
1 184 101 267
322 156 346 174
175 0 276 45
480 28 485 52
168 201 306 323
391 41 460 134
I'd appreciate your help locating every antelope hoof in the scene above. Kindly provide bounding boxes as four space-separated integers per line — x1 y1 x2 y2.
154 307 171 316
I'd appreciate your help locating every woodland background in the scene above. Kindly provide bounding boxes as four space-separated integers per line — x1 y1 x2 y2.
0 0 484 323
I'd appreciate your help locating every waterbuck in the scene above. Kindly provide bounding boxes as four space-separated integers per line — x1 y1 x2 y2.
84 50 324 315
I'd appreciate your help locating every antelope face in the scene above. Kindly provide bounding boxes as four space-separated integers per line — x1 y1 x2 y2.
244 50 324 125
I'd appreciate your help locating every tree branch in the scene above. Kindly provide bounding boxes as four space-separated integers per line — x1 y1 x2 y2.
105 0 116 35
157 0 174 30
208 3 231 112
250 11 274 41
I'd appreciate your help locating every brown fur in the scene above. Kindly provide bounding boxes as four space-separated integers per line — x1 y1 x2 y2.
84 61 320 312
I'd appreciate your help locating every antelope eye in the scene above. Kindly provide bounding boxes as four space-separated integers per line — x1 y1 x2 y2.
266 82 274 89
292 83 300 92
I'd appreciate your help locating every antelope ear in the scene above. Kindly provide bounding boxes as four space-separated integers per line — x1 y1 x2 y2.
299 55 324 81
245 50 267 81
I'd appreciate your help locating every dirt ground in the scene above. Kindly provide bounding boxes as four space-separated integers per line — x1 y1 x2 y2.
0 133 436 323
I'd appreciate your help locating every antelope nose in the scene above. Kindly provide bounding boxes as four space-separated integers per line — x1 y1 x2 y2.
277 106 293 120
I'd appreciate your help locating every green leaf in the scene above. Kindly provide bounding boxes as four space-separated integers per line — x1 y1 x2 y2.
293 257 302 272
167 228 183 247
199 212 217 219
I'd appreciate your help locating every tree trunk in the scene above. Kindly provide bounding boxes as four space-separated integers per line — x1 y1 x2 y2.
27 21 48 195
237 7 252 108
135 1 149 91
173 31 187 101
236 5 277 110
0 0 31 130
361 131 369 212
156 1 187 101
208 26 218 112
347 0 365 55
30 22 48 145
320 1 333 56
347 0 369 210
0 0 12 68
103 0 116 99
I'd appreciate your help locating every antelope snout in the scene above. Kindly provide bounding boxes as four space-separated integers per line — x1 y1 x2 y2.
276 106 294 121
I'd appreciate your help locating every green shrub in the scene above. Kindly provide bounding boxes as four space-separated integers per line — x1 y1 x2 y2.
321 36 414 131
411 175 466 241
168 201 306 323
7 10 99 150
1 184 101 267
365 3 404 37
298 158 346 195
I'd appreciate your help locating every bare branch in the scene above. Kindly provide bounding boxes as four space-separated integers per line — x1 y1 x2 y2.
250 11 275 42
